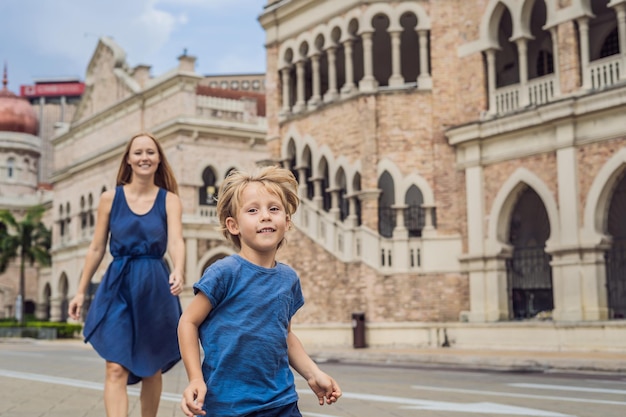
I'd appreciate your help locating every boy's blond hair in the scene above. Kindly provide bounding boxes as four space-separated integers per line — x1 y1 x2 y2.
217 165 300 250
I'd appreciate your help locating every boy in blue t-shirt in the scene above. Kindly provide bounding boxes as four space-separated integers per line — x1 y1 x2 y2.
178 166 342 417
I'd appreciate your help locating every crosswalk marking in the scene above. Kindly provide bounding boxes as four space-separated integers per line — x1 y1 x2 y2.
411 384 626 406
509 382 626 395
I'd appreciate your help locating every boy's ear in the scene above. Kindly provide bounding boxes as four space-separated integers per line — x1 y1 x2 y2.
225 217 239 235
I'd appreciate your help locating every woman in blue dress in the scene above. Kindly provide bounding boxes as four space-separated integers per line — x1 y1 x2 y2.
68 132 185 417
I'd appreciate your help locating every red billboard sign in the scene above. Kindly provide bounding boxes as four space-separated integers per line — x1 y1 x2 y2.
20 82 85 98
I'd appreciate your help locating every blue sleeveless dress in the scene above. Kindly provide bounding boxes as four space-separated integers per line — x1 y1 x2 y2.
83 186 182 384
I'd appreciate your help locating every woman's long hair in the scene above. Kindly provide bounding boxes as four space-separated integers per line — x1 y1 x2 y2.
115 132 179 195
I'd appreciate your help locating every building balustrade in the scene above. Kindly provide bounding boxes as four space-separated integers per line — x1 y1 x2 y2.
292 198 428 273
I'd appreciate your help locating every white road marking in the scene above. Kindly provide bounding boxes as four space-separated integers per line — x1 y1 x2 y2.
0 369 180 403
401 402 570 416
0 369 592 416
509 382 626 395
411 384 626 406
297 389 572 416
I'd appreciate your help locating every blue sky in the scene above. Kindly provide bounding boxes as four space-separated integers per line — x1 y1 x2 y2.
0 0 268 93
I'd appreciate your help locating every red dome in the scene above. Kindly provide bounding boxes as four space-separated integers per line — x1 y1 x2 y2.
0 70 38 135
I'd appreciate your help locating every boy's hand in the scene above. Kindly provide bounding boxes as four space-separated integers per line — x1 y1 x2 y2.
307 371 342 405
180 378 207 416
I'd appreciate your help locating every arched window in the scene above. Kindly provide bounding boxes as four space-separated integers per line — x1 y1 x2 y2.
495 8 519 87
319 158 331 212
353 172 362 226
528 0 553 80
377 171 395 238
7 157 15 179
200 167 218 206
336 168 348 221
80 195 87 229
405 185 424 237
372 13 392 86
600 28 619 58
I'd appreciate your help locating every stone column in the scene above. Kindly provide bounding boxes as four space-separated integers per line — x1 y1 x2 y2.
549 27 561 95
49 297 63 322
329 188 342 220
324 46 339 102
389 31 404 87
515 37 530 107
281 67 292 114
346 194 360 228
341 39 356 96
312 178 324 209
296 166 308 198
577 17 591 89
614 3 626 80
392 204 408 239
308 53 322 109
185 237 198 287
485 49 497 114
417 30 432 89
293 60 306 113
359 31 378 92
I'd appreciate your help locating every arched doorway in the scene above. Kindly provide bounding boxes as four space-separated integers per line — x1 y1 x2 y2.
605 171 626 319
506 187 553 319
59 274 69 322
42 283 51 321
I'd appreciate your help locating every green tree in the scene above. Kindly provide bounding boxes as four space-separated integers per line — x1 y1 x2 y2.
0 205 52 325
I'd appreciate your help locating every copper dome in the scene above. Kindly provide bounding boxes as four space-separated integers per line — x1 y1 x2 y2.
0 66 38 135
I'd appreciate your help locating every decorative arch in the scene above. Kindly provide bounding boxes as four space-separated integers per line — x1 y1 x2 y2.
376 159 404 205
487 167 560 253
361 2 397 32
583 147 626 244
326 17 347 46
197 247 235 276
389 1 431 30
313 145 335 179
400 173 435 206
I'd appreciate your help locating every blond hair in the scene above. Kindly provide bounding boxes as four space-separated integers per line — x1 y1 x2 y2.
116 132 179 194
217 165 300 250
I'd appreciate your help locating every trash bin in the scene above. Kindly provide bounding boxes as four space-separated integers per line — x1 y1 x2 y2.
351 312 366 348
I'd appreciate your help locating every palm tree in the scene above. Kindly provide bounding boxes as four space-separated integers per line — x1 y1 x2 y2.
0 205 51 325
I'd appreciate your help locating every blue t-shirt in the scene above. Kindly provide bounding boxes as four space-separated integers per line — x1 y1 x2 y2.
193 254 305 417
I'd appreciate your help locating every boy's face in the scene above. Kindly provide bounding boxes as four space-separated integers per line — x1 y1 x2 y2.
226 182 290 259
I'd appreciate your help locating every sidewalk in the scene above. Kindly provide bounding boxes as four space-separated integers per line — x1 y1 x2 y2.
307 345 626 374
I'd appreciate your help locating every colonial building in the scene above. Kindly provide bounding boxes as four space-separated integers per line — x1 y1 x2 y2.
47 37 268 322
0 68 52 319
259 0 626 350
21 78 85 185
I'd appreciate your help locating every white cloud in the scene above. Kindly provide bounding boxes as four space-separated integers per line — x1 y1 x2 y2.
0 0 267 90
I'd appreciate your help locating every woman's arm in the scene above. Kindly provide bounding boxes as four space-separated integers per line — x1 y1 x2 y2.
68 190 114 320
287 322 342 405
166 192 185 295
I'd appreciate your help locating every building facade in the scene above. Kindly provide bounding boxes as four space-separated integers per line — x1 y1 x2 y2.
0 68 52 319
21 79 85 185
258 0 626 350
46 37 268 322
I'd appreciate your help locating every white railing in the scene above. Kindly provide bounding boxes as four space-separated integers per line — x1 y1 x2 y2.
293 198 425 272
494 73 557 115
527 74 555 106
196 95 266 126
494 84 520 114
588 55 621 90
198 206 218 219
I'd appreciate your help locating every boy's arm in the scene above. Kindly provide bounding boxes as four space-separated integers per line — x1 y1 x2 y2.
287 322 342 405
178 292 213 417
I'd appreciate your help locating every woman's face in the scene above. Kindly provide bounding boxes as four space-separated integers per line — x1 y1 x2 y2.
126 135 161 178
